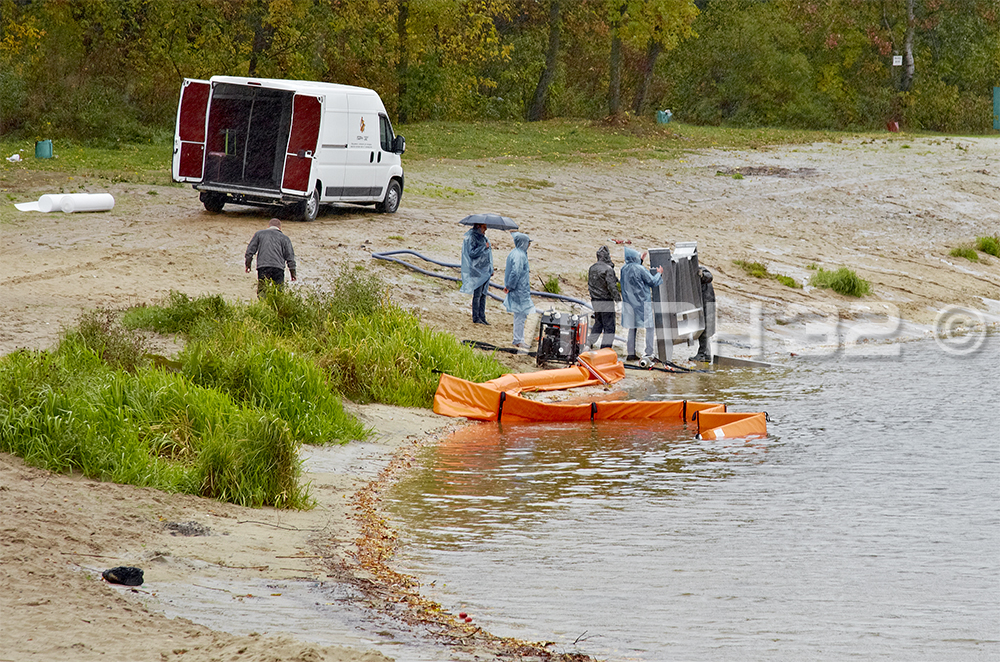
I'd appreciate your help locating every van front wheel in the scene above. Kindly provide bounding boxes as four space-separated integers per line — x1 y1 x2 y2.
376 180 401 214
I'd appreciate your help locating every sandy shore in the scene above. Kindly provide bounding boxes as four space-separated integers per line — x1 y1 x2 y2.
1 135 998 660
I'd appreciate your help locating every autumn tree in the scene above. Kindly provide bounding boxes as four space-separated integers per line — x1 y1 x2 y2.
627 0 698 115
527 0 560 121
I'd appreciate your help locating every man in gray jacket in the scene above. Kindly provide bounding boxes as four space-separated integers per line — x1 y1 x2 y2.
586 245 621 349
245 218 297 296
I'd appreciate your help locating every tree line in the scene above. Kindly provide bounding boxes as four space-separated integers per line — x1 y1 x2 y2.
0 0 996 144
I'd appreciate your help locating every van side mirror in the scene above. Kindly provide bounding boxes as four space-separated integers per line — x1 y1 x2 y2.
393 135 406 154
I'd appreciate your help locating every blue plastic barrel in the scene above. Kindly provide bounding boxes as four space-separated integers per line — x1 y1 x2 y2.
35 140 53 159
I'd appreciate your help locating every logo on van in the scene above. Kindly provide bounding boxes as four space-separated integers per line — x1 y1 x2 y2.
360 117 365 133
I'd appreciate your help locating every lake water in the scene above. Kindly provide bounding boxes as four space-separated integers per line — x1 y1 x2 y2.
386 337 999 661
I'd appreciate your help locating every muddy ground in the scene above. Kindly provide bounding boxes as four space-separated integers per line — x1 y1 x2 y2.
1 135 998 661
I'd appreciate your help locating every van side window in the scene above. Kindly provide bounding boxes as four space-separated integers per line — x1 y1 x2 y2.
379 115 395 152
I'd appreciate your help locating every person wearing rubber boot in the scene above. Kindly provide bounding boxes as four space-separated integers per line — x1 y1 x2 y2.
691 266 716 362
620 248 663 362
587 245 621 350
460 223 494 325
503 232 535 353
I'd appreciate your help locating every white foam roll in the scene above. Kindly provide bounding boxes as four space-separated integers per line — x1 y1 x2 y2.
38 194 66 213
60 193 115 213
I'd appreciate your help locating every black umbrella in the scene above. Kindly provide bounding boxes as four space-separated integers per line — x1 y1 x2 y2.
458 213 519 231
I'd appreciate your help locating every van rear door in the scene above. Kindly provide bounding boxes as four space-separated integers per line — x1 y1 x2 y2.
173 79 211 182
281 94 322 195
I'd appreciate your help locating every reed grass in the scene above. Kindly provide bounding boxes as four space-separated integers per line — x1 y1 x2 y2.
808 266 872 297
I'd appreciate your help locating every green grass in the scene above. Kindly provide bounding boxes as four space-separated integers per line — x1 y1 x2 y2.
808 266 872 297
732 259 801 288
0 337 310 508
124 270 506 408
1 271 506 509
975 235 1000 257
2 120 867 183
400 119 856 163
950 246 979 261
541 275 561 294
0 135 174 185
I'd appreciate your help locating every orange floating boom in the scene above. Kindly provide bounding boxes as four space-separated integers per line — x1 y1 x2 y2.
433 349 767 439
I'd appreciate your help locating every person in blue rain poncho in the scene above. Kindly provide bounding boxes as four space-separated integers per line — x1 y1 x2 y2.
503 232 535 350
459 223 494 324
619 247 663 361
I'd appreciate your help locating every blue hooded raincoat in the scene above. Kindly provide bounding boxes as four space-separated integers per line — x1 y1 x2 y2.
459 227 493 294
620 247 663 328
503 233 535 315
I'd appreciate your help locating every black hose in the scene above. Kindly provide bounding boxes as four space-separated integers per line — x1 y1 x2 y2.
623 361 706 374
461 339 536 356
372 249 594 309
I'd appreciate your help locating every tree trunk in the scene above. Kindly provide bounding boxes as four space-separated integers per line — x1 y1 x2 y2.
608 3 627 117
397 0 410 123
247 8 271 77
528 0 561 122
900 0 915 92
633 37 663 116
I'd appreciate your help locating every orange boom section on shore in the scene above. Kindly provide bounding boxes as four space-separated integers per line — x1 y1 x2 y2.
433 349 767 440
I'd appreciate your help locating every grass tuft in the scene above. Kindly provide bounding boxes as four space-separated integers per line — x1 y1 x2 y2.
541 275 561 294
808 266 871 297
975 235 1000 257
732 259 801 288
71 308 150 372
950 246 979 262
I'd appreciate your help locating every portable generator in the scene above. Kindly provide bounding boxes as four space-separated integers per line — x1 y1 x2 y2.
535 310 588 366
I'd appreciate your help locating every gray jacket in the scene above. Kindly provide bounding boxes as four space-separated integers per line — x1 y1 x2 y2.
246 227 296 273
588 246 621 302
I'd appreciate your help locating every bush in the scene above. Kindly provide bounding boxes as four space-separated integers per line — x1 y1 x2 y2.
808 267 871 297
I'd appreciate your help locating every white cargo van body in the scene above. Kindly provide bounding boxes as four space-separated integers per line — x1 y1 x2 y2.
172 76 404 221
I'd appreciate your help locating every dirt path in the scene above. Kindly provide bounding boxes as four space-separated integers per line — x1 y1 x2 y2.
1 135 998 661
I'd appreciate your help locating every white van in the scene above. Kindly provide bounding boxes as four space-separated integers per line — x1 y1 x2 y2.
172 76 405 221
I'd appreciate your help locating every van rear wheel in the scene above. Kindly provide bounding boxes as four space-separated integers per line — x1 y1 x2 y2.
376 180 401 214
294 187 320 222
201 191 226 213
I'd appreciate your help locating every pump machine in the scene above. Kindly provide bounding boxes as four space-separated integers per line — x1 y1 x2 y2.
535 310 588 366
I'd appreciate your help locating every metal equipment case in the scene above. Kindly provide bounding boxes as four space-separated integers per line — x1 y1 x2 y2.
647 242 705 362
